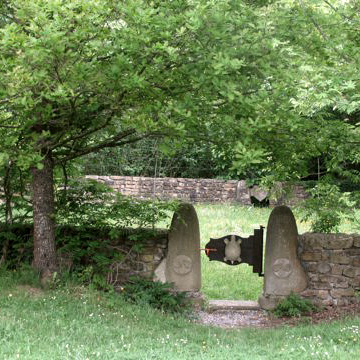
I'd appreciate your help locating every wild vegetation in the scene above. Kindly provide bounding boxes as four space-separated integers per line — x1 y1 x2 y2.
2 0 360 279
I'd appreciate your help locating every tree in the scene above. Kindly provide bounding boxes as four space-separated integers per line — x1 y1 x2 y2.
0 0 280 277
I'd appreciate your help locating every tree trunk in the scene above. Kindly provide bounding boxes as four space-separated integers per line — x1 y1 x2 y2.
32 153 57 277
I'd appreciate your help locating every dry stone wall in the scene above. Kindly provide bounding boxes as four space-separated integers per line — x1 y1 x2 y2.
86 175 308 205
298 233 360 306
107 230 168 287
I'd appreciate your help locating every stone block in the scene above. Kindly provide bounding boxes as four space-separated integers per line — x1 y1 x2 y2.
313 298 334 306
319 274 348 287
301 252 322 261
302 262 318 272
353 235 360 247
349 277 360 288
311 281 332 290
343 266 357 278
333 298 350 306
329 251 352 264
298 233 323 251
352 258 360 266
301 289 330 300
317 262 331 274
307 273 320 282
141 255 154 263
153 254 162 262
330 288 355 298
320 234 353 249
331 264 346 275
333 281 349 289
346 248 360 256
145 263 155 272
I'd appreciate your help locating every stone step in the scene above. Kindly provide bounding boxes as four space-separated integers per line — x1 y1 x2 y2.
207 300 260 312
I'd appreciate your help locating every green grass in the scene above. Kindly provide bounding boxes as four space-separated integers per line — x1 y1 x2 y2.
1 204 360 360
195 204 359 301
0 270 360 359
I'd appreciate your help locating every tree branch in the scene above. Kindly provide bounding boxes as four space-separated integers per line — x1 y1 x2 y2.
54 128 146 164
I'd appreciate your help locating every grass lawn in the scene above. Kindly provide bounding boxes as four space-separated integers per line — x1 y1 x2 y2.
1 271 360 360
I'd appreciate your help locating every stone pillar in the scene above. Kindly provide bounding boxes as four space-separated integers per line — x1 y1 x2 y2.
258 205 307 310
165 203 201 291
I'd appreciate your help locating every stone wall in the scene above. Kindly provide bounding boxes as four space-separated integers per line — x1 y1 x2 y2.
86 175 308 205
106 229 169 287
298 233 360 306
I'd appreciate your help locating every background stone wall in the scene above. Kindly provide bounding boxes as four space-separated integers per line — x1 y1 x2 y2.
298 233 360 306
86 175 308 205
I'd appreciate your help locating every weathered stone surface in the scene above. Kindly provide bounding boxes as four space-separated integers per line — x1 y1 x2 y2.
352 258 360 266
208 300 260 312
302 262 318 272
307 273 320 282
317 262 331 274
346 248 360 256
258 294 285 310
319 274 347 284
259 206 307 309
349 277 360 288
298 233 323 251
329 251 352 265
353 235 360 248
330 288 355 298
311 281 333 290
322 234 353 249
141 255 154 263
301 289 331 300
153 259 166 283
249 186 268 202
301 252 322 261
331 264 346 275
343 266 358 278
165 203 201 291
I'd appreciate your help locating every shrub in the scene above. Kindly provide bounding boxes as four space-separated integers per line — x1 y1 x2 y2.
300 182 354 233
121 277 190 314
55 178 178 229
273 292 317 318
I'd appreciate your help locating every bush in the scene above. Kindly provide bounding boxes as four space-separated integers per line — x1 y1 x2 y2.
55 178 178 229
273 292 317 318
121 277 190 314
300 182 354 233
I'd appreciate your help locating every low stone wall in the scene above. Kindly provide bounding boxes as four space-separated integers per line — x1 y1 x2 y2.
298 233 360 306
106 229 168 286
86 175 308 205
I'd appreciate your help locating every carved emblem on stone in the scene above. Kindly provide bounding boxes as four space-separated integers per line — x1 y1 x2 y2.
272 258 292 278
173 255 193 275
224 235 242 264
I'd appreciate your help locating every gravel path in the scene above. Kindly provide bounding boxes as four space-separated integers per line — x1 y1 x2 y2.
196 309 269 328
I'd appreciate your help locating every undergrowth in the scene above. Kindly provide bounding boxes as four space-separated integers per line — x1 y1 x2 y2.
273 292 318 318
121 277 191 314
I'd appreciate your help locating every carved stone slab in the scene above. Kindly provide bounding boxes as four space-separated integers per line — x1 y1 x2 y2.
165 203 201 291
259 206 307 310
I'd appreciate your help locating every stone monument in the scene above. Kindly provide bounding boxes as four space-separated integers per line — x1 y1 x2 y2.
258 205 307 310
165 203 201 291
